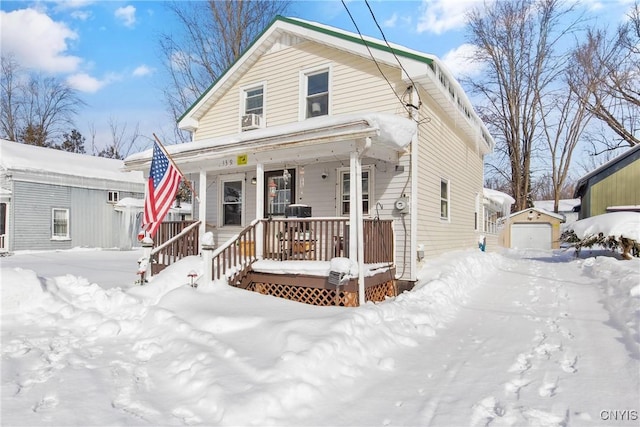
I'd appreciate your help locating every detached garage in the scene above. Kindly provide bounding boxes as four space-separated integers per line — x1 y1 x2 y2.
505 208 564 250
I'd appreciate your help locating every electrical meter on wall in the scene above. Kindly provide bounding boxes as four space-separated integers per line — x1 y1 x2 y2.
394 197 409 214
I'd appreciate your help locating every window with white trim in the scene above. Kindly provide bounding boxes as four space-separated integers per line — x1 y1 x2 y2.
108 190 119 203
440 179 450 220
52 208 70 239
244 85 263 116
220 176 244 226
339 166 373 216
305 69 329 118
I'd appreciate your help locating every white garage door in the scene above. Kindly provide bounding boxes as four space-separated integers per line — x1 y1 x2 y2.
511 223 552 250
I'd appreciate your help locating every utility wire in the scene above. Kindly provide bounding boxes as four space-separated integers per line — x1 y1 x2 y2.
364 0 422 109
340 0 415 120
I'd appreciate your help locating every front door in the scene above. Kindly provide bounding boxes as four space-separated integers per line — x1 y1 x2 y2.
264 169 296 217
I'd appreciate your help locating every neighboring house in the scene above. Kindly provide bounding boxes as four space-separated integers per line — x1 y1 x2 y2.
533 198 580 229
482 188 515 250
574 144 640 219
0 139 145 253
124 16 495 304
504 208 565 250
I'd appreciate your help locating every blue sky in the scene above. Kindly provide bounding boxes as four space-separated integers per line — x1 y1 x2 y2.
0 0 634 153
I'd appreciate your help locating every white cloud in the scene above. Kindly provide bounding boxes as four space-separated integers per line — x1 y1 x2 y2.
66 73 105 93
0 8 82 73
416 0 489 35
66 72 119 93
383 13 398 28
52 0 95 10
115 5 136 28
441 43 485 78
132 65 153 77
70 10 91 21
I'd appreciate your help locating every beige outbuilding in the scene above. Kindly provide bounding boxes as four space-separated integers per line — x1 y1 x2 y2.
504 208 565 250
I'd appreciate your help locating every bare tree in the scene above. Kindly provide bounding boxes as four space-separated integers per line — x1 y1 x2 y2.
0 55 85 146
0 55 21 142
466 0 579 211
159 0 290 142
96 117 141 159
569 4 640 150
538 78 592 212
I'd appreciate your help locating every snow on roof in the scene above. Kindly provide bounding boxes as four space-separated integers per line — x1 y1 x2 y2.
510 207 565 221
570 212 640 241
0 139 144 184
115 197 192 214
126 112 416 164
533 199 581 213
483 188 515 207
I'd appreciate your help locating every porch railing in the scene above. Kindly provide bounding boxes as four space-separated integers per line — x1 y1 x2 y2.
150 220 201 274
209 220 259 285
261 217 394 264
147 217 395 281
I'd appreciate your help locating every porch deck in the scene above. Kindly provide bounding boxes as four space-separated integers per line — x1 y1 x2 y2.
149 218 397 307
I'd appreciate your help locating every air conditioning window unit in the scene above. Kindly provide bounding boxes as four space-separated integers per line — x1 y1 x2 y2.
241 113 262 131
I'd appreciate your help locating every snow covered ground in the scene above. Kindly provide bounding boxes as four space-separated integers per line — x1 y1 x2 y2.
2 242 638 426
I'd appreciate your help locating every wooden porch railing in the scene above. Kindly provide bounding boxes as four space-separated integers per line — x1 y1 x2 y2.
150 220 201 274
146 217 395 282
210 220 259 285
261 217 394 264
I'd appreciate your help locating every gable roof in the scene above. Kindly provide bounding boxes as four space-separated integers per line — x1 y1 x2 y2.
0 139 144 187
178 16 494 153
509 207 565 222
574 144 640 198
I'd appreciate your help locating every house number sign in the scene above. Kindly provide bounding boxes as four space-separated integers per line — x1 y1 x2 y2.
220 154 248 167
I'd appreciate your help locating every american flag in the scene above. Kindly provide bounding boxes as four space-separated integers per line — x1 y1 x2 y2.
142 142 182 238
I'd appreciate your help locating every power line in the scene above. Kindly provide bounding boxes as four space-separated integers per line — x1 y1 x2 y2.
363 0 422 110
340 0 415 119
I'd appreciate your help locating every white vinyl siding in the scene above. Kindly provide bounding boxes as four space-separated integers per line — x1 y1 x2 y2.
194 40 402 139
415 84 485 259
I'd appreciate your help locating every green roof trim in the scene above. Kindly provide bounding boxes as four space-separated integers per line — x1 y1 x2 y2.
178 15 435 124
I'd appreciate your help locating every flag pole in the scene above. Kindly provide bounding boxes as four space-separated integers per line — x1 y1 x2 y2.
152 133 199 202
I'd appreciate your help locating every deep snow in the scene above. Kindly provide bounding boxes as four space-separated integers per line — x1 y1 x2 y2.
1 213 639 426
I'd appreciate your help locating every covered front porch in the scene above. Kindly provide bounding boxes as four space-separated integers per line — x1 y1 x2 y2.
126 113 417 306
148 216 396 306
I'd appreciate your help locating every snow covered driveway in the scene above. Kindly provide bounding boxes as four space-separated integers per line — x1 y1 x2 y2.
2 250 639 426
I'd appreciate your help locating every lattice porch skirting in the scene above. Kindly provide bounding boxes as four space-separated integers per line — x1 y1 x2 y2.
240 270 396 307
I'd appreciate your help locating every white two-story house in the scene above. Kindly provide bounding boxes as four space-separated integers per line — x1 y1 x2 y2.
124 16 500 306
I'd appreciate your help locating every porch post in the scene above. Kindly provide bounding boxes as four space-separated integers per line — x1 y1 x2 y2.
255 162 264 258
349 151 365 305
198 169 207 252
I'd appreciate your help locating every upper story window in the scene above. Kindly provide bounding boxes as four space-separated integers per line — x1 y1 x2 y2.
244 86 263 116
440 178 450 220
241 84 264 131
339 166 373 216
107 190 119 203
52 208 70 240
305 69 329 118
